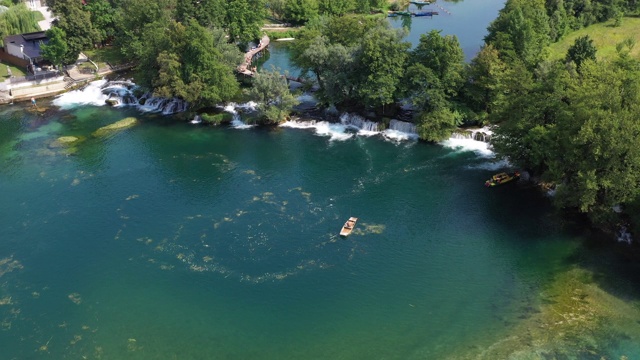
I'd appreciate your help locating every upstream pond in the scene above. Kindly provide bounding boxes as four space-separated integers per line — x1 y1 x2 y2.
262 0 508 73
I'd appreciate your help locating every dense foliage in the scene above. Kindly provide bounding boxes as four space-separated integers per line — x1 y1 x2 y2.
47 0 100 64
266 0 387 24
291 16 410 109
42 0 263 106
469 0 640 230
247 67 299 124
403 30 466 141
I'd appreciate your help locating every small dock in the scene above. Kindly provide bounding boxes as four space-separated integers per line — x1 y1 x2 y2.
237 35 270 77
388 10 439 17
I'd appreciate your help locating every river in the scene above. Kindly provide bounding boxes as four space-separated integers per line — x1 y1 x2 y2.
1 0 640 358
1 82 639 359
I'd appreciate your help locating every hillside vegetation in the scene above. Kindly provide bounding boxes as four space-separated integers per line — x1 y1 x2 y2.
547 17 640 61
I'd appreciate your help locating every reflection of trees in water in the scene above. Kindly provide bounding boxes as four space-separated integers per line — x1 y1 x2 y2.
401 13 412 31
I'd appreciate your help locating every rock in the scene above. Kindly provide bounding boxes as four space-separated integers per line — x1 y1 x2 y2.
50 136 80 148
92 117 138 137
105 98 119 106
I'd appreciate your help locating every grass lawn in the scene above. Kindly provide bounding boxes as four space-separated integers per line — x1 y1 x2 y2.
0 60 26 78
31 10 44 22
84 47 127 68
547 16 640 61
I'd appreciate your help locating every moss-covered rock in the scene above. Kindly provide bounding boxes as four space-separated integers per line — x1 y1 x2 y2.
49 136 81 148
451 267 640 359
201 113 233 125
92 117 138 137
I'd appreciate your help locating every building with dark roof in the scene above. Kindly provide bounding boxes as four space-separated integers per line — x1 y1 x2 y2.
2 31 49 72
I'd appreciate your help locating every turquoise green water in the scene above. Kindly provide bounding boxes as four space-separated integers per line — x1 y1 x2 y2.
2 99 639 359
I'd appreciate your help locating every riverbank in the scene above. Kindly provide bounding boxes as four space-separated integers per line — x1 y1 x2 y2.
0 63 134 105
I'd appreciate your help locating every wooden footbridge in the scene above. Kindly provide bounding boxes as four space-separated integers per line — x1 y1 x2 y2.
237 35 270 76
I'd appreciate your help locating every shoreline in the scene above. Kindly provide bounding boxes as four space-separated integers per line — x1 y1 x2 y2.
0 65 134 105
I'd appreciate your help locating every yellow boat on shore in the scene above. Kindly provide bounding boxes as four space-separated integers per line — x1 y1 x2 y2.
340 217 358 237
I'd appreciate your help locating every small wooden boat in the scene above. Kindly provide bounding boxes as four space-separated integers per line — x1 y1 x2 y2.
485 172 520 187
340 217 358 237
410 0 431 5
394 11 412 16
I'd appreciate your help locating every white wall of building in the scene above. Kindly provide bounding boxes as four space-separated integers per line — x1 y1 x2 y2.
5 43 24 59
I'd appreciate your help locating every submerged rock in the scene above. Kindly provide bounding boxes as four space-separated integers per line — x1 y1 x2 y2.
453 268 640 359
50 136 80 148
92 117 138 137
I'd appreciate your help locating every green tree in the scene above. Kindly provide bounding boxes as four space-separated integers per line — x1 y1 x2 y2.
548 0 570 41
40 27 68 71
318 0 356 15
247 67 300 124
403 30 465 140
176 0 226 28
485 0 551 68
464 44 507 120
226 0 265 43
48 0 100 64
551 60 640 224
356 25 409 109
410 30 465 97
134 19 241 108
266 0 287 20
285 0 319 24
113 0 176 60
565 35 597 70
85 0 117 45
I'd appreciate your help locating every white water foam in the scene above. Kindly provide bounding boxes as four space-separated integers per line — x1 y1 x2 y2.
441 137 494 158
222 102 257 129
53 79 110 108
381 129 419 141
280 119 354 141
281 116 420 142
53 79 189 114
340 113 379 132
382 120 419 141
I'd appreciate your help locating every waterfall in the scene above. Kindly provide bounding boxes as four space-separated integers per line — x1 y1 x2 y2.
53 79 189 114
221 102 256 129
382 119 419 141
388 119 417 134
138 94 189 115
340 113 379 132
450 127 493 142
442 127 494 158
